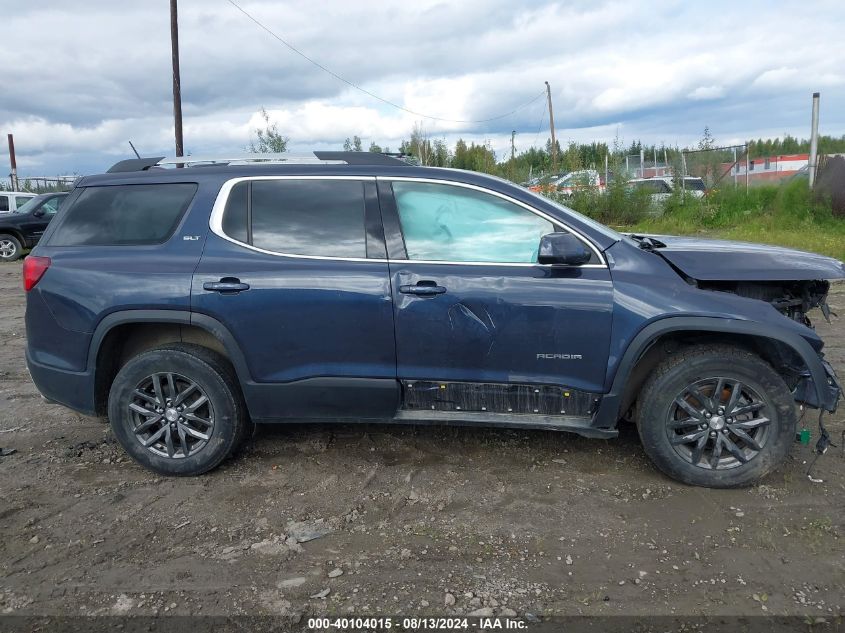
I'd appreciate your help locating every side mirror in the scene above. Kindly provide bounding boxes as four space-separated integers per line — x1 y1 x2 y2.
32 208 45 218
538 232 592 266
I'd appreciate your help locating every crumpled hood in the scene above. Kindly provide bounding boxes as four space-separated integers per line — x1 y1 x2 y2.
639 234 845 281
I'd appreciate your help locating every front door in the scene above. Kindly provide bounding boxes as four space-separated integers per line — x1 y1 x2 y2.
379 178 614 407
20 195 61 244
192 176 397 421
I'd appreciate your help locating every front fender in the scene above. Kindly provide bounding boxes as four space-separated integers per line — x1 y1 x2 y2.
592 316 840 429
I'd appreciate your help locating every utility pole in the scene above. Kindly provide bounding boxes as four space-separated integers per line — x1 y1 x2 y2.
545 81 557 172
170 0 184 159
808 92 820 189
510 130 516 162
7 134 18 190
510 130 516 182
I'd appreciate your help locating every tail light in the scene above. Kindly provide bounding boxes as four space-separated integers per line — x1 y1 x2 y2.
23 256 51 291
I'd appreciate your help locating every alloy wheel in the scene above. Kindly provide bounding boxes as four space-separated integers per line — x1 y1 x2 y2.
0 239 17 259
128 372 215 459
666 377 771 470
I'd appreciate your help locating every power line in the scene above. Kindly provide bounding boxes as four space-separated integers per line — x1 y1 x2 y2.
225 0 546 124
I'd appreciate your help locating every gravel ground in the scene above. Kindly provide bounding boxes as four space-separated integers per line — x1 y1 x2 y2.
0 260 842 624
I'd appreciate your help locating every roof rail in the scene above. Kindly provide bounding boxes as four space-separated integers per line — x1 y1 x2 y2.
105 151 412 173
157 153 326 166
313 151 409 166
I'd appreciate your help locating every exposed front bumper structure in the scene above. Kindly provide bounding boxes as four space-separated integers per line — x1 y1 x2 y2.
794 358 841 412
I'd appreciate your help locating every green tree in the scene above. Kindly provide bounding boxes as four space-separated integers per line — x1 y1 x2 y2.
561 142 583 173
698 126 716 151
451 138 496 174
343 135 363 151
368 142 382 153
249 108 289 153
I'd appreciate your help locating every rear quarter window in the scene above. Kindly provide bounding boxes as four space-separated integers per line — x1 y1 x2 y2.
50 183 197 246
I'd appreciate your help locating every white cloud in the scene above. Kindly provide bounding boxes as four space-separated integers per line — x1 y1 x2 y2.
752 67 800 90
0 0 844 176
688 86 725 101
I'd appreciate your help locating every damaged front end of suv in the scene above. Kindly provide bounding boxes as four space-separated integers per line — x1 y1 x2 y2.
637 235 843 413
699 279 840 411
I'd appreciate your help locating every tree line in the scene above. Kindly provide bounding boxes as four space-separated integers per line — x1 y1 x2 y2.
248 110 845 183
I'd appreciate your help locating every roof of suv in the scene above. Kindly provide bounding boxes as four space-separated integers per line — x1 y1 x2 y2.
72 152 623 252
80 152 517 191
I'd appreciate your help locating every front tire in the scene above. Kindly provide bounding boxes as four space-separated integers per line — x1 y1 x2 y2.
0 234 22 261
637 345 796 488
108 344 246 476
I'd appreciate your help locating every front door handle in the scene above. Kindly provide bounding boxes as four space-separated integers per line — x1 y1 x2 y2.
399 281 447 296
203 278 250 294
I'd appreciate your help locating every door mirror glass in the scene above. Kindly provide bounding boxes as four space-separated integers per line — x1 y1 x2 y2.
538 232 592 266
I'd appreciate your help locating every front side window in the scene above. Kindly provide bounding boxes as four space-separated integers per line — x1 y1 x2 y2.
220 179 367 258
15 196 35 209
50 183 196 246
0 195 8 212
41 196 64 215
392 181 555 263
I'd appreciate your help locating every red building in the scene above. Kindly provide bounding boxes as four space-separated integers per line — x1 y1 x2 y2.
725 154 808 183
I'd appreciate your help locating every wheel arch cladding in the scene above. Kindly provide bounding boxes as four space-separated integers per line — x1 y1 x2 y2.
89 310 252 416
593 316 836 428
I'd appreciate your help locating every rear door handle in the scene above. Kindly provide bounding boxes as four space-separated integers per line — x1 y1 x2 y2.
203 278 250 294
399 282 447 296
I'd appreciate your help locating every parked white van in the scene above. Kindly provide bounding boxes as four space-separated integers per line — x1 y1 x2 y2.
0 191 37 214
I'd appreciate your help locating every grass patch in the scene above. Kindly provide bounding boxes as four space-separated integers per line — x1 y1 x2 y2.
561 179 845 260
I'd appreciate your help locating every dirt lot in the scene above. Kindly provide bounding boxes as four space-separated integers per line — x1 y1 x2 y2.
1 259 843 626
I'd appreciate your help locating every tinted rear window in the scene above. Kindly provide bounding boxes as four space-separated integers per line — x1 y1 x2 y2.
220 179 367 258
51 183 196 246
222 181 249 243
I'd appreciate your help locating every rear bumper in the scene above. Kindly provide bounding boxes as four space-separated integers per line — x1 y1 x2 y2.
25 348 97 416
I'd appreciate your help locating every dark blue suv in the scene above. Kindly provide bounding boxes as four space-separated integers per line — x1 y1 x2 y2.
23 152 843 487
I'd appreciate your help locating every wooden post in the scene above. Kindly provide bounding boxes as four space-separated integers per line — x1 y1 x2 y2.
170 0 184 159
545 82 557 172
7 134 18 190
808 92 820 189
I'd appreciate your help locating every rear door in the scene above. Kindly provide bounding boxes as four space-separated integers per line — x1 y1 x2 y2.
191 176 397 421
378 178 614 414
13 195 35 211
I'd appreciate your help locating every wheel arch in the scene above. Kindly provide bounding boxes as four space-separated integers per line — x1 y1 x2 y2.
88 310 252 416
0 229 25 248
593 316 832 429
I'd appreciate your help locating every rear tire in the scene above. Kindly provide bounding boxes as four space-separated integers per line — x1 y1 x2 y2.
0 234 22 261
637 344 796 488
108 344 247 476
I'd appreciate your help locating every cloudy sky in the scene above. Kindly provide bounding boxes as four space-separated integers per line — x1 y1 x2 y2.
2 0 844 177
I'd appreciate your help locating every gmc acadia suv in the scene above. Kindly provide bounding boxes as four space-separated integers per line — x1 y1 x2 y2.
23 152 843 487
